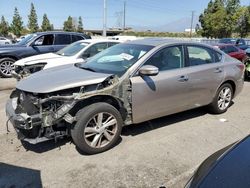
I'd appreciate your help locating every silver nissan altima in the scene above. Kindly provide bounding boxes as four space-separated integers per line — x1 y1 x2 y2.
6 38 245 154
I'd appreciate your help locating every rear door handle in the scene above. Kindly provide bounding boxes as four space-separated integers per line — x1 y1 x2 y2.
214 68 222 73
178 75 189 82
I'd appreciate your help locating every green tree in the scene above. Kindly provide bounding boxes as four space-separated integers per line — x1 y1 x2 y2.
224 0 241 36
11 7 23 37
199 0 241 38
63 16 75 31
0 16 9 36
41 14 52 31
234 6 250 38
28 3 39 32
77 16 83 32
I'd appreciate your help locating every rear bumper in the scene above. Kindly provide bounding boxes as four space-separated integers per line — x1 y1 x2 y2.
234 78 244 98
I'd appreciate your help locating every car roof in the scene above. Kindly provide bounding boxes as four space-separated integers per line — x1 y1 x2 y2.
34 31 86 36
125 38 214 48
80 39 121 44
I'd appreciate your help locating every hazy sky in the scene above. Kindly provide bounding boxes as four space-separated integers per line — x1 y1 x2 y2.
0 0 249 29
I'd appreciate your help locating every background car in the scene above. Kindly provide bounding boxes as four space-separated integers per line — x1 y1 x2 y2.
219 38 250 50
186 135 250 188
0 37 12 45
13 39 120 79
6 39 244 154
214 44 250 79
214 44 247 62
0 31 91 78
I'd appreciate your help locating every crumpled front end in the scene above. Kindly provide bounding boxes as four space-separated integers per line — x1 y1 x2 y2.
12 63 47 81
5 75 128 144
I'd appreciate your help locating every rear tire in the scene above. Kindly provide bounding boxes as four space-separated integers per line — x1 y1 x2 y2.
208 83 233 114
0 58 15 78
71 102 123 154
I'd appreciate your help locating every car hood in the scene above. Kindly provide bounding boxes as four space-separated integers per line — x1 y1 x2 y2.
0 44 23 48
0 45 26 52
16 64 113 93
14 53 62 66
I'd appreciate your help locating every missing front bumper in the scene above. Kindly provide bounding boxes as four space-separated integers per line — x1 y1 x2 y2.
6 99 42 140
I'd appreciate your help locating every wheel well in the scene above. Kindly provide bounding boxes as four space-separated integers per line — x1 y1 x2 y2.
221 80 236 96
69 95 127 121
0 56 18 61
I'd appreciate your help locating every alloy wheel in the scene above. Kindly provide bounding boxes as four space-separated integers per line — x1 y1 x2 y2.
217 87 232 111
0 60 15 77
84 112 118 149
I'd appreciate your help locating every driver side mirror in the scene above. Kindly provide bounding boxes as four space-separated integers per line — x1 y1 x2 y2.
139 65 159 76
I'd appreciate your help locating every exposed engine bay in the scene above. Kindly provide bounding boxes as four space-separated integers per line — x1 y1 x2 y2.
6 75 132 144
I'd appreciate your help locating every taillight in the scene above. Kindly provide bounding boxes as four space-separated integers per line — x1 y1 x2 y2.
237 63 245 72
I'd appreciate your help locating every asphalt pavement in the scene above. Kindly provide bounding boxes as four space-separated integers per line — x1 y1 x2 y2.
0 80 249 188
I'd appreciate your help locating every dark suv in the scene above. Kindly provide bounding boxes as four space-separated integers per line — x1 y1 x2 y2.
0 31 91 77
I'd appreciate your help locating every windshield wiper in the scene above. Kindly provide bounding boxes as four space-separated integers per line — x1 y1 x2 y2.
79 66 96 72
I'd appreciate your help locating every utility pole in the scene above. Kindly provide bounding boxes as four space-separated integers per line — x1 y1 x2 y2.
190 11 195 38
123 1 126 31
103 0 107 37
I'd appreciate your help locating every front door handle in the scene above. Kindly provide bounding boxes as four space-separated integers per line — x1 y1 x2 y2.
178 75 189 82
214 68 222 73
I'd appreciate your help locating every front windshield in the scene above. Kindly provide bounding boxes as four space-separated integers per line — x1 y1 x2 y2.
80 43 153 77
56 41 88 56
17 34 36 45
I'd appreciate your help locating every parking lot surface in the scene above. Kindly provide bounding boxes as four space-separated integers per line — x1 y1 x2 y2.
0 80 249 188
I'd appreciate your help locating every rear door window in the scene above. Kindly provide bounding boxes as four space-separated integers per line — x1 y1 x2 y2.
54 34 71 45
187 46 220 66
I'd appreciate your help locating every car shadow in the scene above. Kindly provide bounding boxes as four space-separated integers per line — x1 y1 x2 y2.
19 104 235 154
122 107 208 137
0 163 42 187
21 137 71 153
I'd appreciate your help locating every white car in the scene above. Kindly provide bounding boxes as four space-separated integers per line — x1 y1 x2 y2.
108 35 138 42
0 37 12 45
13 39 120 79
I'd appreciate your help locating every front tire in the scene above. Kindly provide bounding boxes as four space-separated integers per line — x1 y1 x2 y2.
0 58 15 78
71 102 123 154
209 83 233 114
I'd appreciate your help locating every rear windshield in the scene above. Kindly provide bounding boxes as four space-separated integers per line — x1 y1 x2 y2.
56 41 88 56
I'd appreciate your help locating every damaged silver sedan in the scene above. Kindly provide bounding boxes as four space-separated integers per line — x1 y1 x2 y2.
6 39 245 154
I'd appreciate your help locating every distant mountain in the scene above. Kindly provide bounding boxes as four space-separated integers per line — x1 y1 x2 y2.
129 16 200 32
